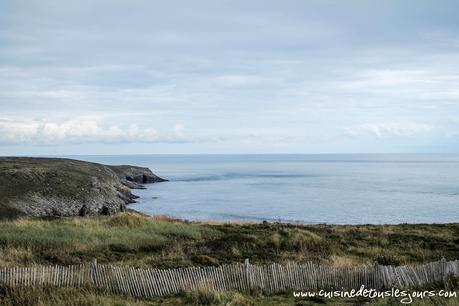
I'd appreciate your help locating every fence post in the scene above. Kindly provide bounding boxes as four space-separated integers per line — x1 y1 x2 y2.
374 262 383 289
91 259 98 287
441 257 447 284
245 259 252 291
373 262 377 289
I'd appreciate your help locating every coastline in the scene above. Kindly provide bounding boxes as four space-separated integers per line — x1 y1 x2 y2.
0 157 166 219
0 157 458 305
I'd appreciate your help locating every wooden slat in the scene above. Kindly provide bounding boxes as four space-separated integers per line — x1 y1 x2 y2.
1 259 458 297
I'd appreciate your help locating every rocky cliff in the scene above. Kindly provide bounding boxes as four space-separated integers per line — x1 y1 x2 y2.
0 157 166 219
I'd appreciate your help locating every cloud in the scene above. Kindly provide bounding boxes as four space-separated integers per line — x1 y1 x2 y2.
337 69 459 100
345 122 435 138
1 1 459 154
174 123 186 138
0 118 158 145
211 75 267 88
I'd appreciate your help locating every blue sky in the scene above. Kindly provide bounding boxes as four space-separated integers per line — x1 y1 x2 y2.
1 0 459 155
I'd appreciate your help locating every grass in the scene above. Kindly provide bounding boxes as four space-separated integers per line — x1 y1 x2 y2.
0 285 457 306
0 214 211 267
0 213 457 268
0 213 458 304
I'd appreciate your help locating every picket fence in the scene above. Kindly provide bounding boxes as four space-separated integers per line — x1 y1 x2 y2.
0 259 458 298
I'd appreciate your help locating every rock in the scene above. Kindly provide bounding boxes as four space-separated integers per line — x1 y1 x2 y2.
79 204 90 216
108 165 167 184
119 179 146 189
100 205 112 216
0 157 166 219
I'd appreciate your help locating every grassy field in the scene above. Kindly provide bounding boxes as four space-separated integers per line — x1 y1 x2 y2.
0 212 457 268
0 213 458 305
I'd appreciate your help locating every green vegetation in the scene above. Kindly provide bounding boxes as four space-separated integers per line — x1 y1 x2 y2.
1 285 458 306
0 214 210 267
0 213 458 304
0 213 457 268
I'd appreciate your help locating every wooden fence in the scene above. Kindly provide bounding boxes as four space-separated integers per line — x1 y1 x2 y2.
0 259 458 298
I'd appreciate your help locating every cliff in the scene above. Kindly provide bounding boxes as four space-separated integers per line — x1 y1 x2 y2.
0 157 166 219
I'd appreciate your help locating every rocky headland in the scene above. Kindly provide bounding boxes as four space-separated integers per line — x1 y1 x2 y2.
0 157 166 219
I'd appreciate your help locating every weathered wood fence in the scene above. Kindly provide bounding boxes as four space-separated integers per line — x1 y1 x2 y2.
0 259 458 298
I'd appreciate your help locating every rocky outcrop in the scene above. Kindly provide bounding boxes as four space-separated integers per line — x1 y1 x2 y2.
0 157 166 219
109 165 167 184
108 165 167 190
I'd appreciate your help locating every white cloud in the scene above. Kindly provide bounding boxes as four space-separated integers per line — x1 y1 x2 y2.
174 123 186 138
0 119 41 143
0 118 159 144
211 75 267 88
340 69 431 88
345 122 435 138
337 69 459 100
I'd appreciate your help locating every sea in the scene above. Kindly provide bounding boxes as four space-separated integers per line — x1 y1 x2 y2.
71 154 459 225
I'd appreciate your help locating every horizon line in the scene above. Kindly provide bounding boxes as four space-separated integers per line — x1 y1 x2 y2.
2 152 459 157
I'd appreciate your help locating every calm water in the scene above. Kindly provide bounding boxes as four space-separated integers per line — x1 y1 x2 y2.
73 154 459 224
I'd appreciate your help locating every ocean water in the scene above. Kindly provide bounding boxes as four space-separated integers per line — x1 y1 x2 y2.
74 154 459 224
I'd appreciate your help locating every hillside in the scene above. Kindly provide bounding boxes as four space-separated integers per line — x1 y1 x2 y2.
0 157 166 219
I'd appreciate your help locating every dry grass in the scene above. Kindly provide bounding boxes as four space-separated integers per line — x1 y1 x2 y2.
0 213 457 268
0 214 458 305
328 255 360 268
0 248 34 267
1 285 458 306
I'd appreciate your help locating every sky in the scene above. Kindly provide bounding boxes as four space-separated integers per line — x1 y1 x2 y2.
1 0 459 155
